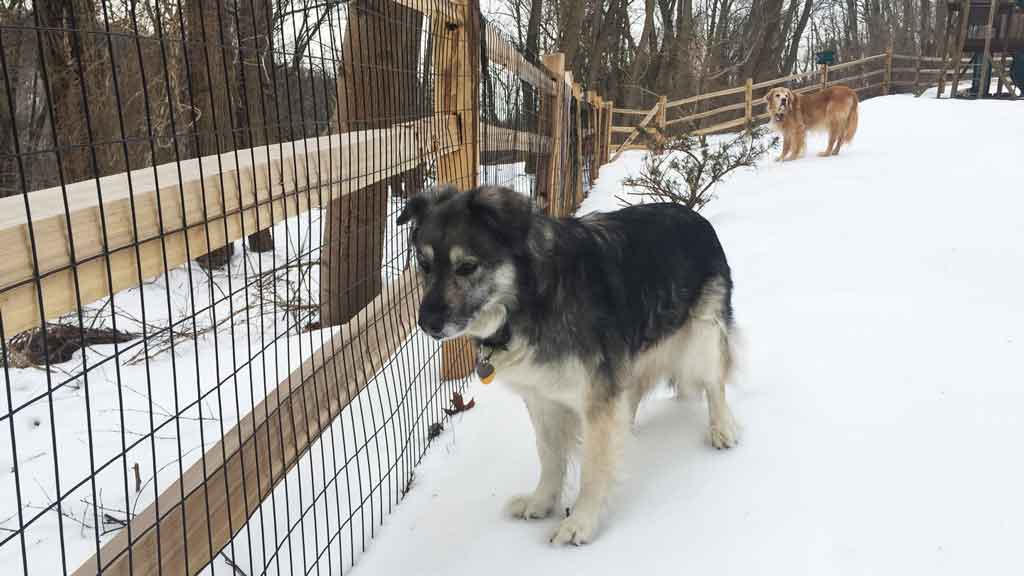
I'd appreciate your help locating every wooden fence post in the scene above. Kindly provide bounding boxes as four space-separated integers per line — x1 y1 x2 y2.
820 63 828 89
978 0 1000 99
950 0 971 98
744 78 753 134
912 51 923 96
586 91 599 180
937 8 955 97
436 0 481 381
656 94 667 144
604 101 614 165
574 83 585 206
541 53 566 216
883 45 894 95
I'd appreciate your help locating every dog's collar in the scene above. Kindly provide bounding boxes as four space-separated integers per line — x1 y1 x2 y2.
473 322 511 385
477 321 511 350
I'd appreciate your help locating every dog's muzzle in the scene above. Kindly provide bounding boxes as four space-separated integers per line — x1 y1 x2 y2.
418 306 448 339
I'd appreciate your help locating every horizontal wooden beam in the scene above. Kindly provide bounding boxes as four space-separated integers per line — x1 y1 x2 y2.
72 269 421 576
665 101 746 127
751 69 820 90
666 85 746 108
0 115 458 339
825 52 889 73
392 0 463 21
481 123 551 153
692 116 748 136
612 107 653 115
484 24 557 95
831 68 887 84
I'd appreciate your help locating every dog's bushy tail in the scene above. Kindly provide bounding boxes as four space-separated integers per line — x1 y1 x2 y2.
843 99 859 144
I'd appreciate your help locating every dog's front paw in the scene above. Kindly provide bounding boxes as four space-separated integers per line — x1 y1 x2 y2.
710 416 739 450
774 155 784 162
550 511 599 546
505 492 557 520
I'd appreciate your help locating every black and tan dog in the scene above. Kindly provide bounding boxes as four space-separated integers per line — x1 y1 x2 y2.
398 185 739 545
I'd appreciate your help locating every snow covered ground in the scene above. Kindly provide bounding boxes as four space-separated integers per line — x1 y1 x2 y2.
352 93 1024 575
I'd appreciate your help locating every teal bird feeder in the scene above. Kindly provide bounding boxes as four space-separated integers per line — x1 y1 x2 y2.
816 50 836 65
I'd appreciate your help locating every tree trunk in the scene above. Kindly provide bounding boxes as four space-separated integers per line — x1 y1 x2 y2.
742 0 785 82
920 0 933 55
783 0 815 74
319 1 424 327
234 0 274 253
36 0 107 186
187 0 239 269
628 0 656 104
846 0 860 56
560 0 588 70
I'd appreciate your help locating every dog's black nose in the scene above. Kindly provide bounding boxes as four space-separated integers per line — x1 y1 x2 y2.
418 309 447 338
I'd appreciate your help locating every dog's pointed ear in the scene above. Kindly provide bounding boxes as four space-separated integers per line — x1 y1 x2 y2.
467 186 534 246
396 184 458 226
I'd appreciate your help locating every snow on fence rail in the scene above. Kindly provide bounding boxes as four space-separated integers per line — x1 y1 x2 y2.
0 1 607 574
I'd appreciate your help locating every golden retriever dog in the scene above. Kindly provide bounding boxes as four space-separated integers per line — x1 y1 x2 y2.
765 85 859 161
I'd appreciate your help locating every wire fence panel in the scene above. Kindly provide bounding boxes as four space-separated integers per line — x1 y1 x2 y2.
0 1 597 574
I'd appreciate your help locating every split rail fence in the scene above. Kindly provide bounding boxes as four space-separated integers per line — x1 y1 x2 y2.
0 1 613 575
608 50 974 157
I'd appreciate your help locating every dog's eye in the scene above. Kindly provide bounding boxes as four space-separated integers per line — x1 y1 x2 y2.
455 262 479 276
418 258 432 274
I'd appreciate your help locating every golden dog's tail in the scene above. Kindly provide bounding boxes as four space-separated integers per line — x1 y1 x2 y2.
843 98 859 144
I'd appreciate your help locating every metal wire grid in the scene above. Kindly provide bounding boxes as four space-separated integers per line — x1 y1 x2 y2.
0 0 468 574
478 18 544 202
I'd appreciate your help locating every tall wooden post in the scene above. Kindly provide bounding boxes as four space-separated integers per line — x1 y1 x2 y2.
321 1 426 325
883 44 894 95
950 0 972 98
820 63 828 89
744 78 753 134
912 51 923 96
655 94 671 143
586 90 599 181
542 53 566 216
574 83 585 206
937 8 955 97
978 0 1001 98
604 101 614 165
436 0 481 381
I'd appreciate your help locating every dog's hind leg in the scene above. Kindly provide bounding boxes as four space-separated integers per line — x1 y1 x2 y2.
678 281 739 449
551 387 629 545
827 117 847 156
820 125 840 157
507 395 577 520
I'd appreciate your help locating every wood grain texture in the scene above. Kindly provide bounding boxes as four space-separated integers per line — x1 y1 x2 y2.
435 1 480 381
0 117 458 340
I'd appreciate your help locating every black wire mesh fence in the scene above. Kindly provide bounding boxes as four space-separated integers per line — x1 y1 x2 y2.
0 1 605 574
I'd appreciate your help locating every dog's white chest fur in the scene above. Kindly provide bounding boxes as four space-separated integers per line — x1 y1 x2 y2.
490 341 588 412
